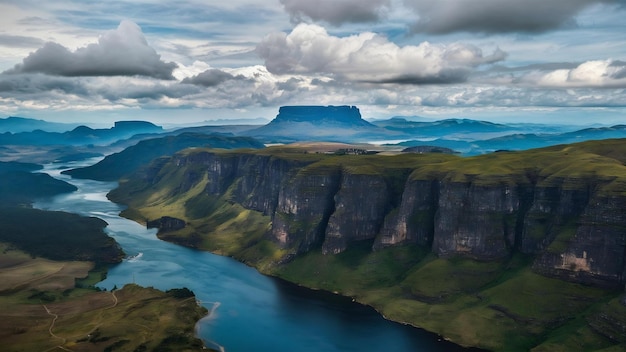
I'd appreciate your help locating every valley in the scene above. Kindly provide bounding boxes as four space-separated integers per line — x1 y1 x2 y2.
2 109 626 351
106 138 626 351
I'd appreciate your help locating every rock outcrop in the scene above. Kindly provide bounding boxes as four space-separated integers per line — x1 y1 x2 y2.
147 216 186 233
118 141 626 290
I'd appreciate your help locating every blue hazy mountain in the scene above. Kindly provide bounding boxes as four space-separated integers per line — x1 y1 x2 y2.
393 124 626 155
245 105 395 142
0 116 80 133
372 117 518 139
0 120 163 146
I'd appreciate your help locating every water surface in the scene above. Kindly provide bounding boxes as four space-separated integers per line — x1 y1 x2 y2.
34 159 468 352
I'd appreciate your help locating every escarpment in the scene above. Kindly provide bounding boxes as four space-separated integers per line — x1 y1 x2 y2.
113 141 626 290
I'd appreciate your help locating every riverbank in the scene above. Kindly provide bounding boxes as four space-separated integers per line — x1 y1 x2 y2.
115 203 624 351
104 142 626 351
36 160 462 352
0 244 208 351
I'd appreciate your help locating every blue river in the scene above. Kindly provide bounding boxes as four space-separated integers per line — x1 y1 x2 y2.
34 159 468 352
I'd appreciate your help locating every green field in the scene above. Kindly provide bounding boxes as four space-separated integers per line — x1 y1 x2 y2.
0 244 208 352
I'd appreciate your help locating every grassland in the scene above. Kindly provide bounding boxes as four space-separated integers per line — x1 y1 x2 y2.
110 139 626 351
273 248 622 351
0 243 208 351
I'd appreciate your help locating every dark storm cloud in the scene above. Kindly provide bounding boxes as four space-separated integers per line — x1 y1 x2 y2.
361 69 471 85
181 69 249 87
0 73 89 96
279 0 390 25
404 0 620 34
5 21 177 79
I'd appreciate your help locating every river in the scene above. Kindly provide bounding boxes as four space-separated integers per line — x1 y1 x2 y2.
33 158 468 352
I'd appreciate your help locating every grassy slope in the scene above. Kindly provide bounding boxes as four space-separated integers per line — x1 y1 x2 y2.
0 206 123 264
0 162 209 350
0 244 208 352
64 133 265 181
111 140 626 351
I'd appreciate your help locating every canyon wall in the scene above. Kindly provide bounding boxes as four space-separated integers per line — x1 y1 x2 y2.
140 148 626 289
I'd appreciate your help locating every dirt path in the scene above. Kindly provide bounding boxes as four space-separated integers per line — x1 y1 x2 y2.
43 305 64 343
108 290 118 309
42 304 74 351
41 290 118 352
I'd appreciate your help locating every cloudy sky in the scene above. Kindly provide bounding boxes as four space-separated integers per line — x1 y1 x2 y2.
0 0 625 125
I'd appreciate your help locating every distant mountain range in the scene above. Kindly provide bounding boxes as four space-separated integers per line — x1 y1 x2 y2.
0 116 81 133
3 109 625 157
0 120 163 146
394 124 626 155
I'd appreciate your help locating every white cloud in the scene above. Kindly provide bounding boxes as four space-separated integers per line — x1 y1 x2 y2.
256 24 506 84
5 21 177 79
525 60 626 88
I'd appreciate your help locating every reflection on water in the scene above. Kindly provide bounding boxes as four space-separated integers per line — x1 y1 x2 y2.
33 159 470 352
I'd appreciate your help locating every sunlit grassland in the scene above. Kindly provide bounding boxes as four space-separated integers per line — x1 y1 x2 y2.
0 245 207 352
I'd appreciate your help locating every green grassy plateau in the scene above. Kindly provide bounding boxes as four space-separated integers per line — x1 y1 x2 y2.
110 140 626 351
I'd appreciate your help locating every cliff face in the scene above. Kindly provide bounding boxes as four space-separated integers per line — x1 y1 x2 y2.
273 165 342 253
323 172 391 254
431 181 519 260
127 143 626 289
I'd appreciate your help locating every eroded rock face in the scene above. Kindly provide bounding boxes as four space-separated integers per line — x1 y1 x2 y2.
532 194 626 289
147 216 186 232
432 181 519 260
375 179 438 249
272 167 341 253
323 173 391 254
151 150 626 289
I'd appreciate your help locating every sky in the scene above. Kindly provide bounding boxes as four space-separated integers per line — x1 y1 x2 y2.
0 0 625 125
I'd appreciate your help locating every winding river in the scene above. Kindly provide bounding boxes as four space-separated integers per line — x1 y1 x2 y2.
33 158 467 352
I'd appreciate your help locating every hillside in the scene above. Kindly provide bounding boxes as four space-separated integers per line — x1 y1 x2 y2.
108 138 626 351
63 132 265 181
0 244 207 352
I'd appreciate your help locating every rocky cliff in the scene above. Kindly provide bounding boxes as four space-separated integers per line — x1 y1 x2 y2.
108 140 626 351
112 140 626 290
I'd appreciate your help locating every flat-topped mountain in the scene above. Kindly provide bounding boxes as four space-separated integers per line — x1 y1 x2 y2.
246 105 391 142
273 105 373 125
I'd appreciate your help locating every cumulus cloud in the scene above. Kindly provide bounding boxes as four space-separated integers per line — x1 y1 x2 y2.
404 0 619 34
5 21 177 79
527 59 626 88
256 24 506 84
279 0 390 25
